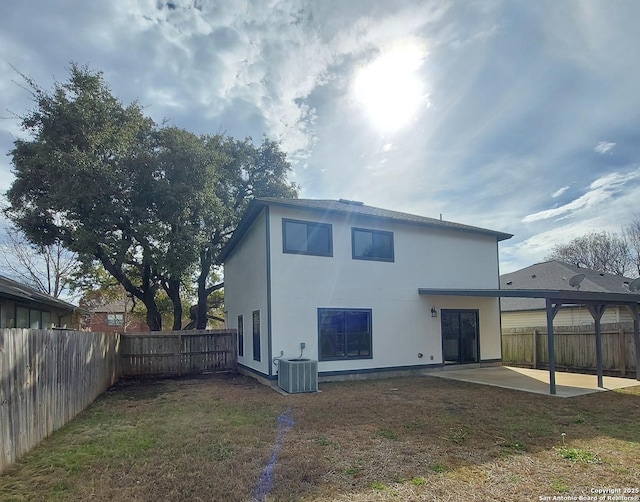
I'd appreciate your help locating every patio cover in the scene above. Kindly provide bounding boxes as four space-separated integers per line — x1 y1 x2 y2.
418 288 640 395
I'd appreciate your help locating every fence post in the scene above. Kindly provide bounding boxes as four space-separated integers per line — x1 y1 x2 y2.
532 329 538 369
178 332 183 376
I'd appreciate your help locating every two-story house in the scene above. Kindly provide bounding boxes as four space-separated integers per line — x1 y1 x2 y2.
221 198 512 384
82 299 148 333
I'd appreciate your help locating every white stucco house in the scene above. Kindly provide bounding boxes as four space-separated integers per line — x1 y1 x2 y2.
220 198 512 384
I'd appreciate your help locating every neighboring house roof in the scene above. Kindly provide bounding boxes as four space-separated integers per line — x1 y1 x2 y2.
500 261 637 312
220 197 513 262
0 274 78 311
89 299 131 314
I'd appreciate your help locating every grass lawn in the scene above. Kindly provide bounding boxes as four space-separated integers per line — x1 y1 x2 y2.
1 373 639 501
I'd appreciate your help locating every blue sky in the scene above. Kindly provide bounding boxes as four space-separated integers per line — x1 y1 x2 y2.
1 0 640 273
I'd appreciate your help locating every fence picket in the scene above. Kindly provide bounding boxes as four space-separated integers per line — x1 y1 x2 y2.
502 322 637 375
119 330 237 377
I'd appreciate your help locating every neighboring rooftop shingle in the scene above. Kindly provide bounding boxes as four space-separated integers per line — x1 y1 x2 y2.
500 260 637 311
88 299 131 313
0 274 78 311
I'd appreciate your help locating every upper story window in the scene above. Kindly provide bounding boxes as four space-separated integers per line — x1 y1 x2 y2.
352 228 394 262
282 218 333 257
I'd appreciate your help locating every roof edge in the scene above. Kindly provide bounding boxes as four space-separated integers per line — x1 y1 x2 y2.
220 198 512 262
418 288 640 305
0 274 80 311
257 198 513 241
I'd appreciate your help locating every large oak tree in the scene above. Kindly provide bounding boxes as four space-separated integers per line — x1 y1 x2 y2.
5 64 297 330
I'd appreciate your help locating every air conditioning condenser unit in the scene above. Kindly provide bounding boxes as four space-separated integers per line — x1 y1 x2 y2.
278 358 318 393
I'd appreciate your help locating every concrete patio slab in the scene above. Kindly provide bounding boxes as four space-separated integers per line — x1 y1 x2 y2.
428 366 640 398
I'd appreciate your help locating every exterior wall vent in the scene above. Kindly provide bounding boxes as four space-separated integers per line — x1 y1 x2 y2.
278 359 318 393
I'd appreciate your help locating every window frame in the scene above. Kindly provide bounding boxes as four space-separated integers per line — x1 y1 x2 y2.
14 305 52 329
41 311 51 329
16 306 29 328
317 308 373 361
351 227 394 262
29 309 42 329
237 314 244 357
252 310 261 361
282 218 333 257
106 313 125 326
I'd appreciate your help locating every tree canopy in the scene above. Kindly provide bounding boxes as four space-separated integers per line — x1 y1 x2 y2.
545 229 639 277
5 64 298 330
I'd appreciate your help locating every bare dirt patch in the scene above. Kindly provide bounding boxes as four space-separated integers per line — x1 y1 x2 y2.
1 373 639 501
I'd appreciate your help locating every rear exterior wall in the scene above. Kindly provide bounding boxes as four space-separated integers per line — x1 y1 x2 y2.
267 206 502 377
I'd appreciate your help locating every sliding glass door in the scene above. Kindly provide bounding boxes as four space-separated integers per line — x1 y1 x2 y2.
442 310 479 364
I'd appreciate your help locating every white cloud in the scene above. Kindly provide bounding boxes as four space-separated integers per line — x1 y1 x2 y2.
551 185 570 198
522 169 640 223
95 0 334 153
501 223 594 271
502 169 640 272
3 0 640 281
123 1 447 155
502 192 640 273
594 141 615 154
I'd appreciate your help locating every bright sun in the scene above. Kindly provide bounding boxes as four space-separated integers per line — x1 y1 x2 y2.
353 40 429 132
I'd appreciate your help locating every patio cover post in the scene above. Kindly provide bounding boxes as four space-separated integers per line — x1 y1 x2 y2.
587 304 606 389
634 305 640 381
546 298 561 395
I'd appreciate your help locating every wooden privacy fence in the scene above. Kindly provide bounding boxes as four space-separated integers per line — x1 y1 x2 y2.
120 329 237 377
0 328 236 472
502 323 637 376
0 329 120 473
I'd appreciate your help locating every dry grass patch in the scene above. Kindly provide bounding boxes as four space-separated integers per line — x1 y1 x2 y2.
1 373 639 501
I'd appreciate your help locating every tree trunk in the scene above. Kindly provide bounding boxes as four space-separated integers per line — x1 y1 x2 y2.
96 247 162 331
164 278 183 331
143 295 163 331
196 248 212 329
171 304 182 331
